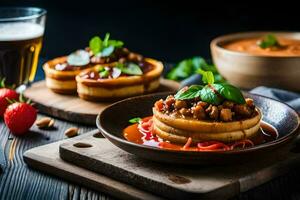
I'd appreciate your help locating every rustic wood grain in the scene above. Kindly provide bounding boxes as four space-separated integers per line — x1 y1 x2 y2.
1 114 300 200
57 132 300 200
23 80 180 125
0 114 114 200
23 131 164 200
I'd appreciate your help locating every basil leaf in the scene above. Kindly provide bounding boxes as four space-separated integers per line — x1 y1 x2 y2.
174 85 203 100
96 65 105 72
167 59 193 80
89 33 124 56
67 50 90 66
119 62 143 75
100 69 109 78
191 57 208 71
257 34 280 49
166 56 225 83
213 83 245 104
103 33 110 47
129 117 141 124
198 69 214 84
89 36 102 55
200 85 223 105
101 46 115 57
108 40 124 48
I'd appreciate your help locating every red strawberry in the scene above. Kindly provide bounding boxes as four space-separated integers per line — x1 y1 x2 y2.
4 102 37 135
0 88 19 116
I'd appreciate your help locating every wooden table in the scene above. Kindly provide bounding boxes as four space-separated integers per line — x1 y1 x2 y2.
1 114 300 200
1 63 300 200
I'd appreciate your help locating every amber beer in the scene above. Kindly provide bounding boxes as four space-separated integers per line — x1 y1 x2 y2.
0 22 44 86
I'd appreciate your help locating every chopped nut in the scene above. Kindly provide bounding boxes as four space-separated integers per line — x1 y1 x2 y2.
64 127 79 138
192 105 206 120
234 104 253 117
128 52 143 61
245 98 254 108
197 101 208 108
165 96 175 110
174 100 187 110
205 105 213 113
179 108 192 116
91 56 105 64
220 108 233 122
209 106 219 120
118 57 126 63
48 119 55 127
223 101 234 109
35 117 55 128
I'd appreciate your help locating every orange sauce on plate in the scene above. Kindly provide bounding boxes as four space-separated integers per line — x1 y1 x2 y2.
123 116 278 151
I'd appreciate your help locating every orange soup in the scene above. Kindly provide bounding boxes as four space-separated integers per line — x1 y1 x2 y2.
223 37 300 57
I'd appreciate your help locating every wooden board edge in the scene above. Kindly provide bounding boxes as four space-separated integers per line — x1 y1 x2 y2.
23 136 164 200
34 103 96 125
58 136 240 200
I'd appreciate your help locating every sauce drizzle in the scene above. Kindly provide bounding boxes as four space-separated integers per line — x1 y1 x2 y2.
123 116 278 151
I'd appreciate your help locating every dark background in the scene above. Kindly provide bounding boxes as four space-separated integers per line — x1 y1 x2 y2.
1 0 300 62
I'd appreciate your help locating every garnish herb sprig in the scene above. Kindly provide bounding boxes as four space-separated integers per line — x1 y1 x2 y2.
89 33 124 57
174 70 245 105
129 117 142 124
116 63 143 75
257 34 281 49
167 57 225 83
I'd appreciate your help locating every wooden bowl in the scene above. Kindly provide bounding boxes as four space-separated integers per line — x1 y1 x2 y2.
97 92 300 165
211 32 300 91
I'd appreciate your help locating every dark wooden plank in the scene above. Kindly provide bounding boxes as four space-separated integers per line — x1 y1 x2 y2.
23 132 164 200
1 114 300 199
23 80 180 125
58 132 300 200
0 114 114 200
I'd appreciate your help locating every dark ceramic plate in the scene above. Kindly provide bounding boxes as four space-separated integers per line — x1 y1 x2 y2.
97 92 300 165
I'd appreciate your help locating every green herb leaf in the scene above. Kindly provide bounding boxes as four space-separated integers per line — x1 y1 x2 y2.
200 85 223 105
101 46 115 57
108 40 124 48
89 33 124 57
212 83 245 104
96 65 105 72
198 69 214 84
103 33 110 47
166 56 225 83
129 117 141 124
100 69 109 78
257 34 280 49
89 36 102 55
0 78 6 88
167 59 194 80
118 62 143 75
174 85 203 100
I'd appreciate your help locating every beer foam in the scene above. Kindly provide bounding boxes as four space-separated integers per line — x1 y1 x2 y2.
0 22 44 41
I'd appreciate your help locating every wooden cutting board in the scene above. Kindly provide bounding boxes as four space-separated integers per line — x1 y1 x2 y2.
23 130 163 200
24 79 179 125
57 131 300 200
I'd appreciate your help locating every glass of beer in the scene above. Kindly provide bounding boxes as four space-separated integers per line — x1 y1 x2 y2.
0 7 46 87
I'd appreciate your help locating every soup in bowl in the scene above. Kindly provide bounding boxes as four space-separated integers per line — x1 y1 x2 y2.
211 32 300 91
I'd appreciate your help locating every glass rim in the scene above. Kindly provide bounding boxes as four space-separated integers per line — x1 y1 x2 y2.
0 7 47 22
